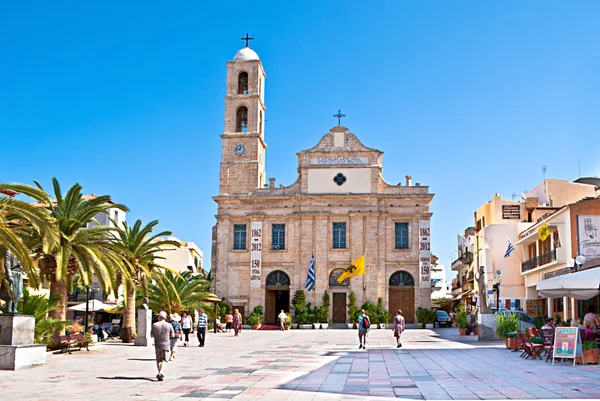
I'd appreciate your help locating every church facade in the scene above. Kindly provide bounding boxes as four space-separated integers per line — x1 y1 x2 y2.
211 42 434 325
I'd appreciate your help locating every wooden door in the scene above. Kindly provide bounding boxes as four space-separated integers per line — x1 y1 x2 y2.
265 290 276 324
389 288 415 323
332 293 347 323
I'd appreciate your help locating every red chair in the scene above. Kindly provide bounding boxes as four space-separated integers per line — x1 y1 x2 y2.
516 332 544 360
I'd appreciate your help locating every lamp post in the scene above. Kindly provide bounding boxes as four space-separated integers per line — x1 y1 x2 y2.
492 282 500 312
84 285 100 333
567 255 586 272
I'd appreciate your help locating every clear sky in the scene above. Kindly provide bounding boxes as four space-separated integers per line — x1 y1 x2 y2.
2 2 599 281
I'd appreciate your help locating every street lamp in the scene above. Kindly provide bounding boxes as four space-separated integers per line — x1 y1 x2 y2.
84 285 100 333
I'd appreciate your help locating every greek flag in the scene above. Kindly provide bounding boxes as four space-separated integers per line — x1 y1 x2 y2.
305 253 315 292
504 240 515 258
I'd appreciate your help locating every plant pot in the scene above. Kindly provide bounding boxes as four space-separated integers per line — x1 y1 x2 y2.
577 349 599 365
319 323 328 329
284 325 291 330
473 327 479 335
425 323 434 329
299 324 313 329
505 337 518 349
459 328 467 336
252 324 261 330
347 323 354 329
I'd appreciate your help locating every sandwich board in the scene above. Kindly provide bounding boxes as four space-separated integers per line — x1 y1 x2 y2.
552 327 578 367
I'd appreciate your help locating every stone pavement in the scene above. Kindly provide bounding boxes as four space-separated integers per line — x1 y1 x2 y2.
1 328 599 400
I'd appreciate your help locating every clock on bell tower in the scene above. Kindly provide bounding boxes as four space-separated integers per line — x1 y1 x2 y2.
219 34 267 195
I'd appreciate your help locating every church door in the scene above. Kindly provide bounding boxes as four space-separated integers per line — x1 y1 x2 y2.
332 293 347 323
264 270 291 324
388 271 416 323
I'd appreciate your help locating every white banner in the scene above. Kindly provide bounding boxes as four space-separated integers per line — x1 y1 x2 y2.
419 220 431 287
250 222 263 288
578 215 600 259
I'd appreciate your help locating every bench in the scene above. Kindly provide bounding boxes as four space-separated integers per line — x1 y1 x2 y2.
54 333 91 354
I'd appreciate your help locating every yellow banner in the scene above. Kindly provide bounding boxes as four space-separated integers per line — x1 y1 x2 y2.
538 223 550 241
337 255 365 283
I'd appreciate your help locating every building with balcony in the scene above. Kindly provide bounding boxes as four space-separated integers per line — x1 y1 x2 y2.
431 262 451 301
450 227 476 309
155 238 204 274
517 196 600 321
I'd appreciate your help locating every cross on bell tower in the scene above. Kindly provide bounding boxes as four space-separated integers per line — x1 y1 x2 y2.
241 33 254 47
333 110 346 126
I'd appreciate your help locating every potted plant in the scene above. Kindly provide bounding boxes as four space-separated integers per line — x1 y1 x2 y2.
425 308 437 329
317 291 331 329
577 341 599 365
347 291 359 329
284 313 292 330
495 312 520 349
292 290 309 329
247 305 263 330
376 298 391 329
455 307 468 335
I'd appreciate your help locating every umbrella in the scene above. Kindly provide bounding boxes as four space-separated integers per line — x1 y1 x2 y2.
67 300 112 312
537 268 600 300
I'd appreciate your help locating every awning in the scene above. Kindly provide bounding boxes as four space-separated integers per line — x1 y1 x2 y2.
452 289 473 301
536 268 600 300
67 300 113 312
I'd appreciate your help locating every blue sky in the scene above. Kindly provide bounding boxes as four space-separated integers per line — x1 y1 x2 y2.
2 2 599 280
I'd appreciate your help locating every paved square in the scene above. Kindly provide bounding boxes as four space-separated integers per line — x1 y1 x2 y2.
1 328 599 400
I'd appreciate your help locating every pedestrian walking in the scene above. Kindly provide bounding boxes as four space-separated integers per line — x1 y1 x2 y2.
278 310 287 331
357 309 370 349
169 313 182 360
181 311 193 346
225 312 233 332
197 308 208 347
151 311 174 381
233 308 242 337
449 310 455 327
393 309 405 348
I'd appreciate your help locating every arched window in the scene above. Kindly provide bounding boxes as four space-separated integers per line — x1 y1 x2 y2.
329 268 349 286
238 72 248 94
266 270 290 287
236 106 248 132
389 270 415 287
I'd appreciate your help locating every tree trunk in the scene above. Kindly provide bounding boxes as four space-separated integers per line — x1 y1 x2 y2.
122 281 137 340
48 276 68 334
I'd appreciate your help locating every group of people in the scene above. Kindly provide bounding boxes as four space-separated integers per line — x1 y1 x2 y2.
150 308 245 381
356 309 406 349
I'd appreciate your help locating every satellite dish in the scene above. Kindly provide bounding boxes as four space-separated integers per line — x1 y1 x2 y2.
495 270 503 277
575 255 586 266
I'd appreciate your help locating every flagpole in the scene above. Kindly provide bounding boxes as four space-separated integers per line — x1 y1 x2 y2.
506 237 524 263
362 247 367 304
312 249 316 306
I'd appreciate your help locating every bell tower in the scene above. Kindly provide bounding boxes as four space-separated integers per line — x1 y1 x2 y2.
219 34 267 194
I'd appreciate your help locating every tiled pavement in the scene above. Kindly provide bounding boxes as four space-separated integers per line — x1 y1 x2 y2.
1 328 599 400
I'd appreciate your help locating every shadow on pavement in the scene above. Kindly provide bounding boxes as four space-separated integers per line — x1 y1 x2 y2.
127 358 156 361
98 376 155 382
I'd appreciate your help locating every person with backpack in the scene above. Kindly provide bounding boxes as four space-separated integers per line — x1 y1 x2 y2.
357 309 370 349
169 313 182 360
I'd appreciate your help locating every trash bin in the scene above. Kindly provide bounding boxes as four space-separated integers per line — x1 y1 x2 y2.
120 327 133 343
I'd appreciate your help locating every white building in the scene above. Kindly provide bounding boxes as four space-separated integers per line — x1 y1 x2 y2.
155 238 204 274
430 262 451 300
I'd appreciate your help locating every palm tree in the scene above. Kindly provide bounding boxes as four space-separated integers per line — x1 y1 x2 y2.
34 178 128 322
143 269 216 316
20 288 68 344
0 183 59 289
112 219 180 339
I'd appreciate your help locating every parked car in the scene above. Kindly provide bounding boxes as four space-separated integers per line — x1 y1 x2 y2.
491 308 535 323
436 310 452 327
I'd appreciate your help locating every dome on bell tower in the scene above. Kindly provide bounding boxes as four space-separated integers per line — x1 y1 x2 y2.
233 47 260 61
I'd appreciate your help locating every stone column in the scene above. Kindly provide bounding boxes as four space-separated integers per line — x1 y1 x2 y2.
0 314 46 370
563 296 569 321
133 309 153 346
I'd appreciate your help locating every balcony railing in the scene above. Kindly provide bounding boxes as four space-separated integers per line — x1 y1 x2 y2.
521 249 557 273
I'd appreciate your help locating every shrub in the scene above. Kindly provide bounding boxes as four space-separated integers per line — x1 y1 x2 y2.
533 315 546 330
348 291 359 325
455 307 469 329
495 312 520 339
284 313 292 327
376 298 391 325
292 290 308 324
19 288 67 344
247 305 264 326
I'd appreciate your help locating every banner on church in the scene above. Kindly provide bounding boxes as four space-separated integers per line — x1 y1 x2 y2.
250 222 263 288
419 220 431 287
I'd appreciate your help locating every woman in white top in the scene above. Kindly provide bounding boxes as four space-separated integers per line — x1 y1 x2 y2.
181 311 193 347
583 305 599 331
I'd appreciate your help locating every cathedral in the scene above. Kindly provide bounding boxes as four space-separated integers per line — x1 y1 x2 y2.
211 38 434 325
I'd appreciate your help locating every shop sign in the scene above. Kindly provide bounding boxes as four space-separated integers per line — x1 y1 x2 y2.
419 220 431 287
578 215 600 259
250 222 263 288
502 205 521 219
552 327 579 366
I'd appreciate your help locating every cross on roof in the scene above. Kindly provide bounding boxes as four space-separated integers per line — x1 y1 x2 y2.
333 110 346 125
241 33 254 48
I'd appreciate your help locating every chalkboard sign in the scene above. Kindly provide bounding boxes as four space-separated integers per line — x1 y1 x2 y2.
552 327 579 366
502 205 521 219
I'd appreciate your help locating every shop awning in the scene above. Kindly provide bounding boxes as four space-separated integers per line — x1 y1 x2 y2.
452 289 473 301
67 300 113 312
536 268 600 300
